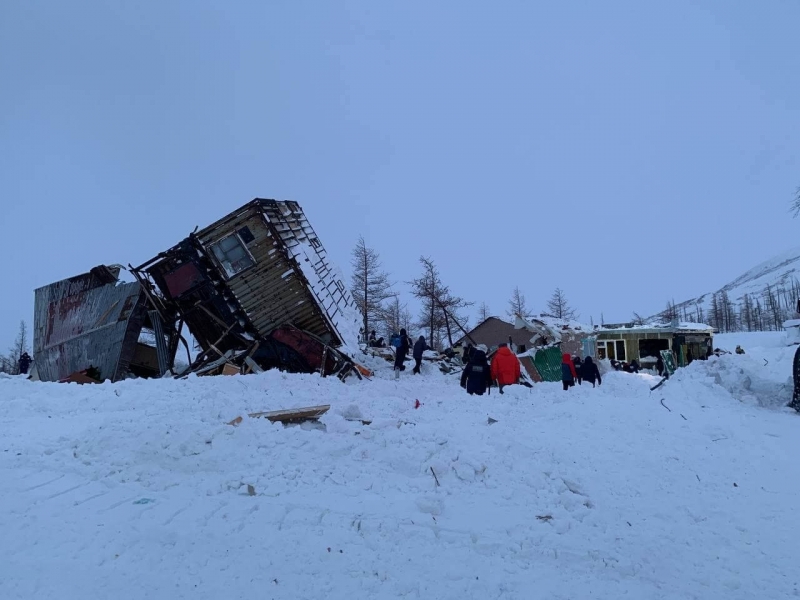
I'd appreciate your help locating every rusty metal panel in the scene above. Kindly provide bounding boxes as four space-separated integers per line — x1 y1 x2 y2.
33 270 146 382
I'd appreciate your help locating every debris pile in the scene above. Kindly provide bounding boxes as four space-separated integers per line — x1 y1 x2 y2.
33 199 365 383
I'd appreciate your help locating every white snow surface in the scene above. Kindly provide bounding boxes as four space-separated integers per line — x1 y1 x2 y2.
2 336 800 599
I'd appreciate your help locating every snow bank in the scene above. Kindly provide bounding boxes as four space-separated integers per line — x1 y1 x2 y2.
1 352 799 599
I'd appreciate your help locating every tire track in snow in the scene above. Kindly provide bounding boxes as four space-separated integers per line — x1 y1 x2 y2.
23 473 65 492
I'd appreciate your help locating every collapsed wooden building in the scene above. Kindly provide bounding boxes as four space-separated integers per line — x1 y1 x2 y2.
32 199 365 383
130 199 364 379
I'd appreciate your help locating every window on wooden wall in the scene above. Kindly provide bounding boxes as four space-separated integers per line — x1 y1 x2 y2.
210 234 255 278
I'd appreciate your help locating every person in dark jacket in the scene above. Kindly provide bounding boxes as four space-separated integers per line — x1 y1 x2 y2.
656 354 665 377
582 356 602 387
561 353 577 391
572 355 583 385
394 329 411 379
462 343 474 365
412 336 430 374
18 352 32 375
460 344 492 395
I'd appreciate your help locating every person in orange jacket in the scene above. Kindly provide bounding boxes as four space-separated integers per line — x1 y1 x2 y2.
491 343 521 394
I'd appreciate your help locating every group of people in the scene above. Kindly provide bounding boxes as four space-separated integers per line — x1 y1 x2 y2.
391 328 432 379
459 342 521 395
386 330 606 396
561 353 602 391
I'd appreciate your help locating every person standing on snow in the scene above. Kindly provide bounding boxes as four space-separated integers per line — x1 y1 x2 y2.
393 328 411 379
460 344 492 395
462 343 474 365
572 355 583 385
581 356 602 387
491 343 521 394
412 336 430 374
18 352 32 375
561 353 577 391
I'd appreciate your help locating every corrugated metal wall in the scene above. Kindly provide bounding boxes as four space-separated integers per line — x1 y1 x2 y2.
532 346 564 382
33 278 146 382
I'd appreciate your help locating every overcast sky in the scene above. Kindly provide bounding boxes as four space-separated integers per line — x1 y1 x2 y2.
2 0 799 349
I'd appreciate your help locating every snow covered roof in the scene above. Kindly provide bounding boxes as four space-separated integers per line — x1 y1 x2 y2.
598 321 713 334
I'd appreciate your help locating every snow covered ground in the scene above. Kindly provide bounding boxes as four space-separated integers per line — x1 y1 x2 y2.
1 336 799 599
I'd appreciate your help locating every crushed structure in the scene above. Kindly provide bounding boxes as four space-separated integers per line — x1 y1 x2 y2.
32 199 365 383
32 265 159 382
130 199 363 379
594 321 714 368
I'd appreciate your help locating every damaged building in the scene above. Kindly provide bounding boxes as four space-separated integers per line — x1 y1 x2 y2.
130 199 363 378
32 265 160 382
32 199 365 383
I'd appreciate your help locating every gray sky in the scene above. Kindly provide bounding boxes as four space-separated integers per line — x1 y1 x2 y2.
2 0 799 348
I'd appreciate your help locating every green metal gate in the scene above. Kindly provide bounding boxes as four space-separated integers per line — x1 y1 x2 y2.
532 346 564 382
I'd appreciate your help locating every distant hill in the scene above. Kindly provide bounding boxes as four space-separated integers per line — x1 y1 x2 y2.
653 247 800 328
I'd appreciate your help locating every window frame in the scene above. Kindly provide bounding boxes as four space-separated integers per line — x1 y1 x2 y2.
597 339 627 362
208 232 257 279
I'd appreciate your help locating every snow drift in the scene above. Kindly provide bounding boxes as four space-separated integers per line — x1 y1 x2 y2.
1 334 799 599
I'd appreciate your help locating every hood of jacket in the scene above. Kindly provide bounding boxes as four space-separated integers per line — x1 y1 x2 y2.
584 356 594 366
496 346 514 358
562 353 573 364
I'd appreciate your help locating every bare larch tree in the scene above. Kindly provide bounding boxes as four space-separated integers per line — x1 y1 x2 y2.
410 256 472 349
350 236 394 339
507 286 532 321
478 302 491 322
546 288 577 320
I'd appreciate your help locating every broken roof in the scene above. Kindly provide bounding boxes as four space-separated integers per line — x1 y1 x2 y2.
597 321 714 335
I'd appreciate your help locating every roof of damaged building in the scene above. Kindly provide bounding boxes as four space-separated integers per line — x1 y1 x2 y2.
597 321 714 335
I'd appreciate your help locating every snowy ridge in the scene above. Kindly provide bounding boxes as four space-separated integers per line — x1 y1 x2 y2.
666 246 800 317
1 337 799 599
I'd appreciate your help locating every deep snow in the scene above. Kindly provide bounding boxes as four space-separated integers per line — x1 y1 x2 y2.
1 334 799 599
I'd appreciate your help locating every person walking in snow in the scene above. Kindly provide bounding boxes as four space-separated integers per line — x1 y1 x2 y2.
581 356 602 387
656 354 665 377
572 355 583 385
491 343 521 394
369 330 377 346
393 328 411 379
460 344 492 396
412 336 430 375
18 352 32 375
561 353 577 391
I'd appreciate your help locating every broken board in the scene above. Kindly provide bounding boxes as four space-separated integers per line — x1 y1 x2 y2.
227 404 331 426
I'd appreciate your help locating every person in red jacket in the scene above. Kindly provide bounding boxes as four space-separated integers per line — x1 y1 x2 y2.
561 352 578 391
491 343 521 394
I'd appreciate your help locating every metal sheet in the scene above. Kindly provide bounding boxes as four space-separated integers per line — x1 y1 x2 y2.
33 270 146 382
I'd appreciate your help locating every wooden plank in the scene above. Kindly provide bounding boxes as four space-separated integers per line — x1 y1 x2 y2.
248 404 330 423
221 363 239 376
